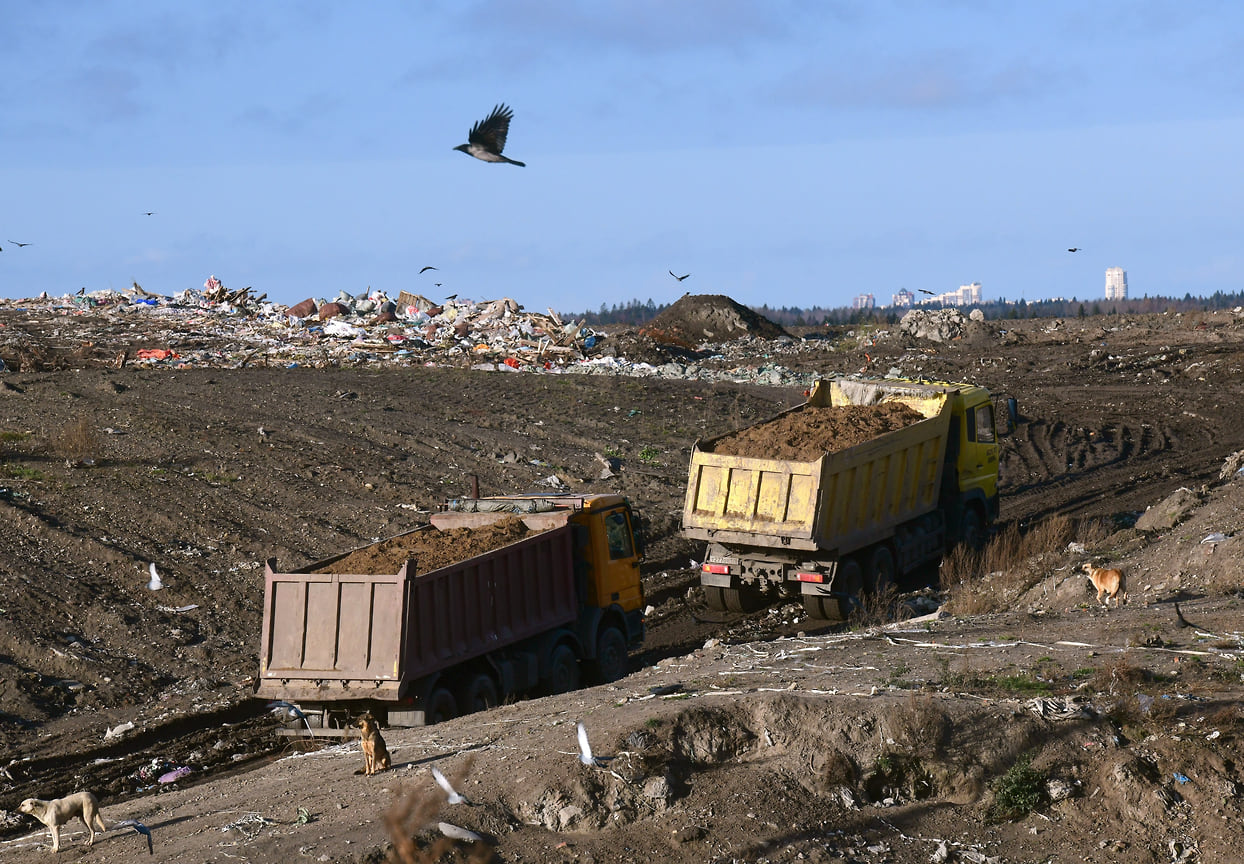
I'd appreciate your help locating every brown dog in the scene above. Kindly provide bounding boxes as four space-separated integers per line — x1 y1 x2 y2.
18 791 107 852
1083 562 1127 607
354 713 391 775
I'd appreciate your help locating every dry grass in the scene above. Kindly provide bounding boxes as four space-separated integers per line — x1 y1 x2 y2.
849 584 900 628
53 416 100 462
941 515 1109 615
384 759 491 864
886 693 951 757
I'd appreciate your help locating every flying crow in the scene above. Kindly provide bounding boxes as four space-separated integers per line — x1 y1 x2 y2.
1067 247 1081 252
455 104 526 166
669 270 690 282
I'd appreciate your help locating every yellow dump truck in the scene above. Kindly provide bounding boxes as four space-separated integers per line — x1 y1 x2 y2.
682 376 1004 619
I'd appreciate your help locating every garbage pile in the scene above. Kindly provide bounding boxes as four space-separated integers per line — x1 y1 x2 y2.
0 280 824 389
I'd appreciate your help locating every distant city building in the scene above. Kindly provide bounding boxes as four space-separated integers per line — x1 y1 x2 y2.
853 293 876 310
1105 267 1128 301
892 288 914 308
921 281 983 307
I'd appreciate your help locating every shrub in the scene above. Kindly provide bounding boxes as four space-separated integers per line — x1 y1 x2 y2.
988 755 1047 821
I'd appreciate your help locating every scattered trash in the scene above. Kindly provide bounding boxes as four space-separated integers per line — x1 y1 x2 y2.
295 807 314 824
158 765 192 784
1201 533 1227 544
1173 772 1191 784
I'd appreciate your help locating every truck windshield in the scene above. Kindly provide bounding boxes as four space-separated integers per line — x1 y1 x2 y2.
604 510 634 559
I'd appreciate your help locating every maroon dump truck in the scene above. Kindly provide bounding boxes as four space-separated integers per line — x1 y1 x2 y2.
256 493 644 733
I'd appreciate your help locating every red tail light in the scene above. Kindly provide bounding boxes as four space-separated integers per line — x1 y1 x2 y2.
795 571 824 583
701 563 730 575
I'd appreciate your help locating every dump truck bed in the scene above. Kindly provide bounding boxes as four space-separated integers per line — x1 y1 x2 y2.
682 378 955 555
256 520 577 703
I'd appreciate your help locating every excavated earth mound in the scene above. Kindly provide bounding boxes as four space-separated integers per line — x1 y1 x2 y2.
709 402 925 460
312 518 537 575
642 293 789 345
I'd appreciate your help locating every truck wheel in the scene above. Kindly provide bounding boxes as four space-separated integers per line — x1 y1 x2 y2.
704 585 729 612
427 687 458 725
545 644 581 695
591 627 628 684
960 506 985 550
867 546 896 595
802 595 846 620
456 673 499 714
837 558 863 595
705 585 764 613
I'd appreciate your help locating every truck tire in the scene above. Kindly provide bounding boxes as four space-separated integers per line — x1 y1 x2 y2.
867 545 896 595
456 672 499 714
427 687 458 725
960 505 985 550
705 584 765 613
802 595 846 620
837 558 863 596
590 626 628 684
545 644 581 695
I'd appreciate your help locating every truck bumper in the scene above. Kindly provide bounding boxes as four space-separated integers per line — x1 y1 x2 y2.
255 679 401 703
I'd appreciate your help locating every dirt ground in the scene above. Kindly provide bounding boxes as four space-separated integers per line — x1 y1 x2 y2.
2 297 1244 863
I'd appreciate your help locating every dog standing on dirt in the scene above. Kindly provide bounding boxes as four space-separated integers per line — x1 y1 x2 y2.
18 791 108 852
1083 562 1127 607
354 713 392 775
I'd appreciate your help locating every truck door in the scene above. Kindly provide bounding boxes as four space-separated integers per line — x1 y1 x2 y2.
585 507 644 613
959 400 1000 505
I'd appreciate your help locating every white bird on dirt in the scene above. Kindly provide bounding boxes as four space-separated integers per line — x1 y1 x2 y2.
115 819 154 855
432 766 468 805
147 562 163 591
438 822 482 843
577 721 598 767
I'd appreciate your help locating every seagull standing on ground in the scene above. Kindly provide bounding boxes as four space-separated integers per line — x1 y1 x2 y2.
455 104 526 166
147 563 163 591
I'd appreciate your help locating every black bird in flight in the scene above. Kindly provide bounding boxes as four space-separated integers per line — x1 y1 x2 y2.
669 270 690 282
419 265 438 274
1067 247 1081 252
143 211 156 216
455 104 526 166
918 289 935 295
8 240 31 247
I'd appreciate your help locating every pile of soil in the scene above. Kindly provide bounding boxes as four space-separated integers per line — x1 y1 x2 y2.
312 518 537 575
642 293 789 345
709 402 925 460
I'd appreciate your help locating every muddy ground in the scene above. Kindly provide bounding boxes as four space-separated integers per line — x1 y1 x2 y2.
1 298 1244 863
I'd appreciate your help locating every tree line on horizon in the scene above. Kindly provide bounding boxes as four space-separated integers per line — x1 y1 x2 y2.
563 290 1244 328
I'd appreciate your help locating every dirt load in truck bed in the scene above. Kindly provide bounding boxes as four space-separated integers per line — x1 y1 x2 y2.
708 401 925 460
310 517 539 575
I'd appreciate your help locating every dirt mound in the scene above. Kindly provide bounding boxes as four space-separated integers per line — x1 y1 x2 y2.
312 518 536 575
642 294 788 345
709 402 925 460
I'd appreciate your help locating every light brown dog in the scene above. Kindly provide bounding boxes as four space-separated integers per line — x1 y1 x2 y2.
1083 562 1127 607
354 712 391 775
18 791 107 852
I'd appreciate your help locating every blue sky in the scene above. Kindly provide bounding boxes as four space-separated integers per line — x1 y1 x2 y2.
2 1 1241 314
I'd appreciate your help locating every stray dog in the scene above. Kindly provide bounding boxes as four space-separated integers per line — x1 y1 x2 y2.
354 712 391 775
18 791 107 852
1083 562 1127 607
